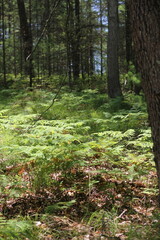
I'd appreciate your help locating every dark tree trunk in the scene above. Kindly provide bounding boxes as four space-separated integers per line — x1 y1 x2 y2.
100 0 103 77
17 0 34 87
88 0 94 76
44 0 52 77
66 0 81 86
125 0 133 68
2 0 7 88
13 22 17 77
66 0 74 89
128 0 160 197
20 36 23 75
73 0 80 80
107 0 122 98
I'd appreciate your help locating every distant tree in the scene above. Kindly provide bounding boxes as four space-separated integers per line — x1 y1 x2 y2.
125 0 133 69
17 0 34 87
0 0 119 90
43 0 52 77
128 0 160 198
99 0 103 77
87 0 94 77
66 0 72 88
1 0 7 88
73 0 80 81
80 0 96 80
107 0 122 98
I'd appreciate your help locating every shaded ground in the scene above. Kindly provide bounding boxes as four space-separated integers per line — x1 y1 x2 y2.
1 164 159 239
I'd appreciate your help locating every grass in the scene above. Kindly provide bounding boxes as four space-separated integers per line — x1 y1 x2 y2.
0 87 159 239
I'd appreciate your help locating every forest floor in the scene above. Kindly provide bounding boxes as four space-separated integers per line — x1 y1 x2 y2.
0 88 160 239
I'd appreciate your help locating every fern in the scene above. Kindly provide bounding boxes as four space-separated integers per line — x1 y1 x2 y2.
0 217 39 240
0 88 156 239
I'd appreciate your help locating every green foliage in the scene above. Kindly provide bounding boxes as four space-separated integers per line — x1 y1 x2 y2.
121 64 142 93
127 220 160 240
101 96 131 113
0 217 39 240
0 89 153 186
45 200 76 214
0 88 157 239
88 209 119 237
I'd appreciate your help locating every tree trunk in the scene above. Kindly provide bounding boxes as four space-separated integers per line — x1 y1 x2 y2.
128 0 160 197
107 0 122 98
100 0 103 77
17 0 34 87
2 0 7 88
125 0 133 68
44 0 52 77
88 0 94 76
13 22 17 77
66 0 74 89
73 0 80 80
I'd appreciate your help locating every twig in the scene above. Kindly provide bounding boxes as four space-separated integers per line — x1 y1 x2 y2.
26 0 61 61
116 209 127 219
27 74 67 130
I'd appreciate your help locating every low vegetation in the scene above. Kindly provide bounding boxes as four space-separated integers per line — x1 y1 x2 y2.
0 86 159 239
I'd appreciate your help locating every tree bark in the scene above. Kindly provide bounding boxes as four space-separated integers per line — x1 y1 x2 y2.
44 0 52 77
107 0 122 98
73 0 80 80
2 0 7 88
128 0 160 197
88 0 94 76
125 0 133 68
17 0 34 87
100 0 103 77
66 0 74 88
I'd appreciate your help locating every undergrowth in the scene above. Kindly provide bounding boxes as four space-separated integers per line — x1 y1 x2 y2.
0 88 159 239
